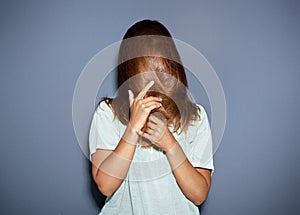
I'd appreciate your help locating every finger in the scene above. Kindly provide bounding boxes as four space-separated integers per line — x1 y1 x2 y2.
136 81 154 99
139 129 162 144
143 101 162 109
128 90 134 106
149 114 162 124
147 121 157 129
143 103 162 113
141 96 162 103
139 132 154 143
151 112 167 124
145 126 154 134
137 130 144 136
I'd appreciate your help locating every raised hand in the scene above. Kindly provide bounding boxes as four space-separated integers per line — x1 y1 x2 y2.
128 81 162 133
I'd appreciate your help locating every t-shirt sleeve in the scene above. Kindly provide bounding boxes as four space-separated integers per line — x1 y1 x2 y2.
187 104 214 174
88 101 120 160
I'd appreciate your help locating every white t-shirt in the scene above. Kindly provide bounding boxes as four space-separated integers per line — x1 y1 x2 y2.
89 101 214 215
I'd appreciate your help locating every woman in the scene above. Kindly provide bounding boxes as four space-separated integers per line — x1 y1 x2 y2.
89 20 214 214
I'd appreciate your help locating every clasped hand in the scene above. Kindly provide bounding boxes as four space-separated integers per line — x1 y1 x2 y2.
128 81 176 151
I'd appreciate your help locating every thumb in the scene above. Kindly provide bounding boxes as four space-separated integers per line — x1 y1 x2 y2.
128 90 134 106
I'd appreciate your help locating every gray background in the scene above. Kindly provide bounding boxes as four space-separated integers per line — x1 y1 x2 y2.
1 0 299 214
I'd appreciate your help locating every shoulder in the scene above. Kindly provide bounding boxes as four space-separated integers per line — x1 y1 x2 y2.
90 100 122 135
183 104 210 135
94 100 115 121
196 104 208 122
194 104 209 126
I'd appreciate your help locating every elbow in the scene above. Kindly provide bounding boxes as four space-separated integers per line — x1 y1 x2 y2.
92 169 115 196
191 191 208 206
193 197 206 206
94 175 114 196
97 184 114 197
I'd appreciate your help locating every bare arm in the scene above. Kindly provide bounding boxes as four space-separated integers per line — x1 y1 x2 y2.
91 81 162 196
91 126 138 196
166 141 211 206
140 114 212 205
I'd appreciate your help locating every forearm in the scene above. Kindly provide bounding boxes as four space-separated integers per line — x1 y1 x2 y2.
166 143 210 205
94 127 138 196
93 83 162 196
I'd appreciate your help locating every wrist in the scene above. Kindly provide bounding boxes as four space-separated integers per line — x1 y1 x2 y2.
122 123 139 145
163 141 177 153
158 129 177 152
128 120 141 133
166 142 187 170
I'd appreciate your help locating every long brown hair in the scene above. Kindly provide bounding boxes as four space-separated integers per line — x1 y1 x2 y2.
101 20 200 133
